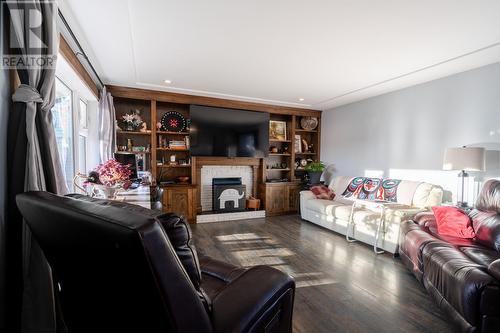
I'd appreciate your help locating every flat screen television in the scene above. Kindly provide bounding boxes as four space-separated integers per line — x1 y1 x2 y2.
190 105 269 157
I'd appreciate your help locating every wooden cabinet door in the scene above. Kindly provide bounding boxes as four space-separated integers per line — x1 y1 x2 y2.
286 184 300 212
163 188 195 222
267 185 286 214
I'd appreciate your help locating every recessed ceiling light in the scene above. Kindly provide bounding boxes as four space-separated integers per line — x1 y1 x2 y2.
299 98 305 102
164 79 172 84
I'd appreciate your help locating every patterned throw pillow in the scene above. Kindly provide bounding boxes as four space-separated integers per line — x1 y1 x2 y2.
342 177 366 198
357 178 382 200
382 179 401 202
311 185 336 200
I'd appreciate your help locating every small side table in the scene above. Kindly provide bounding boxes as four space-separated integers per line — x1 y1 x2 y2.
346 199 399 254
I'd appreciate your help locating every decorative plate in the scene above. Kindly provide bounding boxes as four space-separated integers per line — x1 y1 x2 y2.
161 111 186 132
300 117 318 130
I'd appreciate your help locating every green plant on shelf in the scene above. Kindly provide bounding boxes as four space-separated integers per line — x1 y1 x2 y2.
304 161 325 172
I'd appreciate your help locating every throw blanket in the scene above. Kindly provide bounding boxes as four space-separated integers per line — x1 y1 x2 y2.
342 177 401 202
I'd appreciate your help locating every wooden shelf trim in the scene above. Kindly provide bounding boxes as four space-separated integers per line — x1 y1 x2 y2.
107 85 321 117
157 131 190 135
267 168 291 171
295 152 317 155
269 139 292 143
268 153 291 156
116 151 151 154
117 131 151 135
157 148 189 152
295 129 318 133
157 164 192 168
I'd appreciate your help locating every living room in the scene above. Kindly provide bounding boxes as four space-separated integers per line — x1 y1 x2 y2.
1 1 500 332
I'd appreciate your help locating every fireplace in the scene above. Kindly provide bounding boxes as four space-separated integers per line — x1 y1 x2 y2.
212 178 246 212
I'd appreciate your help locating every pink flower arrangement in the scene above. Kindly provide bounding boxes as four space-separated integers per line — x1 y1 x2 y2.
93 159 132 188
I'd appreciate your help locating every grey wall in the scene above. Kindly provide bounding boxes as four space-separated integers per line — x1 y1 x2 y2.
321 62 500 203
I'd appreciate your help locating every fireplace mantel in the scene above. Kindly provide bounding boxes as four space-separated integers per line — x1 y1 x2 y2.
191 157 264 213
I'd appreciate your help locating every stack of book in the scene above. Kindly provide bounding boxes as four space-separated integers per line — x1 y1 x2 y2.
168 140 187 150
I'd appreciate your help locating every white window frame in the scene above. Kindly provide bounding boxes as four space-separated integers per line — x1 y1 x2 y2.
54 76 90 177
77 98 89 174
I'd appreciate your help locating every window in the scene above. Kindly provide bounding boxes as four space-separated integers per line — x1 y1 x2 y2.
79 99 88 129
78 135 87 174
51 53 98 193
78 99 89 174
51 78 74 191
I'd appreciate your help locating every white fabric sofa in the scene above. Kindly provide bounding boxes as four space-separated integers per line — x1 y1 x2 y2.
300 176 443 254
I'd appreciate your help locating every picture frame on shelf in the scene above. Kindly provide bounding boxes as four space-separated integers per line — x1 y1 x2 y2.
294 134 302 153
269 120 287 141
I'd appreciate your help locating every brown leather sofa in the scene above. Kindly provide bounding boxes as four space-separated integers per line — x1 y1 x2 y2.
16 191 295 333
399 179 500 333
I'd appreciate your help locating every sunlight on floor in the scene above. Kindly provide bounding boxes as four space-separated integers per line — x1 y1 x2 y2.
216 232 337 288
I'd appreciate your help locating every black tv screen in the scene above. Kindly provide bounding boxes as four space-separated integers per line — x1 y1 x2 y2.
190 105 269 157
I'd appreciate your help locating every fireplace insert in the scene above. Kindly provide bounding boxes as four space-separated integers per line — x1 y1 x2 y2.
212 178 246 212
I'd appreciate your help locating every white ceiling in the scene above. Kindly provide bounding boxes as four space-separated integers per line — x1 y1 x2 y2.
59 0 500 110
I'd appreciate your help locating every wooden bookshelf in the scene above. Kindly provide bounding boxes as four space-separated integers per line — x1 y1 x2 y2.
109 85 321 221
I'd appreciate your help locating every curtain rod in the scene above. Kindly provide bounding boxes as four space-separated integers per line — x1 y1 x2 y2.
57 9 105 88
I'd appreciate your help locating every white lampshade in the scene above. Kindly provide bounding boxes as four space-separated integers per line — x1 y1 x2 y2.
443 147 485 171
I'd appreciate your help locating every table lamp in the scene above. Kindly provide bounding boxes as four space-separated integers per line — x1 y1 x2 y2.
443 146 485 207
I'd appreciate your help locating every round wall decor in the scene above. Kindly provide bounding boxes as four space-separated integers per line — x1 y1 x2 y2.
300 117 318 130
161 111 186 132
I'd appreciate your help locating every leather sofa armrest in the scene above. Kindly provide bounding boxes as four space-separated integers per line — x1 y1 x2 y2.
211 266 295 333
488 259 500 281
413 211 437 228
300 190 315 201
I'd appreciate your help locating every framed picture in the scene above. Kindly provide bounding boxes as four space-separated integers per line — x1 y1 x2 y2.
269 121 287 141
294 134 302 153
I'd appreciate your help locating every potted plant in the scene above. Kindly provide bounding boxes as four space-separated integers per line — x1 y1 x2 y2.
305 161 325 185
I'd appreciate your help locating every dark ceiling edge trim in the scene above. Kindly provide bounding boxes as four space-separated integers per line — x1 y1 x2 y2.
57 9 104 88
316 41 500 107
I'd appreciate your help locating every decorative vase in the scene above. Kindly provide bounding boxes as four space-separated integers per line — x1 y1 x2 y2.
92 184 120 199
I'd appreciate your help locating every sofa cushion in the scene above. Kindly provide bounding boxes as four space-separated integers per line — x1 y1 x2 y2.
412 183 443 208
305 199 346 216
427 226 478 248
432 206 475 239
396 181 423 206
460 247 500 267
422 242 496 326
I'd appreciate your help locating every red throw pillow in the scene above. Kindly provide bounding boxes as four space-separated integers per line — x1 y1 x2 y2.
311 185 335 200
431 206 475 239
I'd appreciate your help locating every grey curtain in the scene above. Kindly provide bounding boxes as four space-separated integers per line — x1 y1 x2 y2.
6 0 67 332
98 86 116 162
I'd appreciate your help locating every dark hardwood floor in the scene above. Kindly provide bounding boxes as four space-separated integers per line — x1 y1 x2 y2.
191 214 454 333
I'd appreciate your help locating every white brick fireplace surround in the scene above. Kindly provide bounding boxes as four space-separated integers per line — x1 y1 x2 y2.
200 166 253 212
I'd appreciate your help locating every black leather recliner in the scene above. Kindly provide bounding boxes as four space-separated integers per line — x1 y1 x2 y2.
16 191 295 333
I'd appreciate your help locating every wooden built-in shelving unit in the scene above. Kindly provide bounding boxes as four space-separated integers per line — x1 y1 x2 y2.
108 85 321 221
